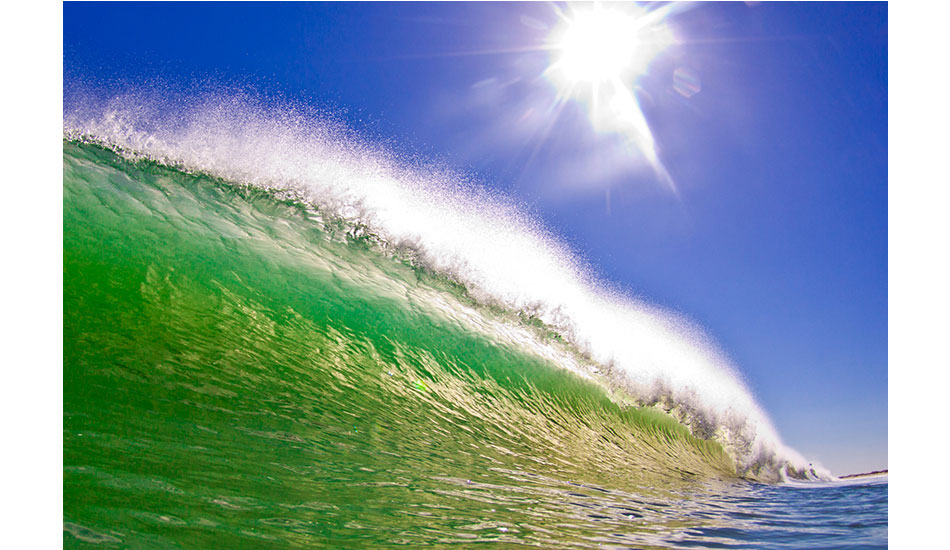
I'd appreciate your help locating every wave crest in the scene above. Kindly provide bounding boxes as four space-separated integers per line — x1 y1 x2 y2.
64 89 829 481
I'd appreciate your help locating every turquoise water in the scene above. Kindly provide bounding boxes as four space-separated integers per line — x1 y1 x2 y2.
63 104 886 548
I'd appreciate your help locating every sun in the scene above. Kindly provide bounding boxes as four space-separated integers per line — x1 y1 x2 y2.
541 3 679 190
553 8 643 84
548 4 674 88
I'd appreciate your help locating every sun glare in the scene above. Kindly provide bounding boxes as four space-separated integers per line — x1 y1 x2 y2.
543 3 678 189
555 10 642 84
549 4 674 88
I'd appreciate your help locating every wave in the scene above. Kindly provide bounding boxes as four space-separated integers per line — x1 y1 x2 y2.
63 88 828 481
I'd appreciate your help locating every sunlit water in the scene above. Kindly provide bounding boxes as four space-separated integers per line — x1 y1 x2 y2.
63 140 885 548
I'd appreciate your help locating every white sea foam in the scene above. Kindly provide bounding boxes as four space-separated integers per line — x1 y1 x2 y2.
63 90 827 480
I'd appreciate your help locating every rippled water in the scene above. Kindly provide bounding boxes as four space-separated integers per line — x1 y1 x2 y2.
63 141 887 548
64 458 887 549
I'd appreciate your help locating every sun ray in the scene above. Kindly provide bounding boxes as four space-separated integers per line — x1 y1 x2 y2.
541 2 680 192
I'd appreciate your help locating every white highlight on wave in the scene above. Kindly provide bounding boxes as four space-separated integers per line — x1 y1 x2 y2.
64 91 827 480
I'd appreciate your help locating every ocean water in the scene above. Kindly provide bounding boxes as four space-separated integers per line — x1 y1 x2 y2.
63 99 887 548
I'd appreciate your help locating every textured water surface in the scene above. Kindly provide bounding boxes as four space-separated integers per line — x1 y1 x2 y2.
63 141 886 548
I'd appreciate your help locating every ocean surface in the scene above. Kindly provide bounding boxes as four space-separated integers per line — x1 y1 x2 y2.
63 98 887 548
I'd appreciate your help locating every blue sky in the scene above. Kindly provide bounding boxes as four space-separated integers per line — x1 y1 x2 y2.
63 2 887 476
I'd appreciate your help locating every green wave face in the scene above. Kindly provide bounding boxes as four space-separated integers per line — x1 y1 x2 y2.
64 140 743 547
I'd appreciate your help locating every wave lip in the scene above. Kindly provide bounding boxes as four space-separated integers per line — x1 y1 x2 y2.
64 90 829 481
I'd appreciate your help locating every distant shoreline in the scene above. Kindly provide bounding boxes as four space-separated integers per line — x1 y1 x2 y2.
839 469 888 479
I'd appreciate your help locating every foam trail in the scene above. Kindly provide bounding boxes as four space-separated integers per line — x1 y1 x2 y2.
64 90 827 480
